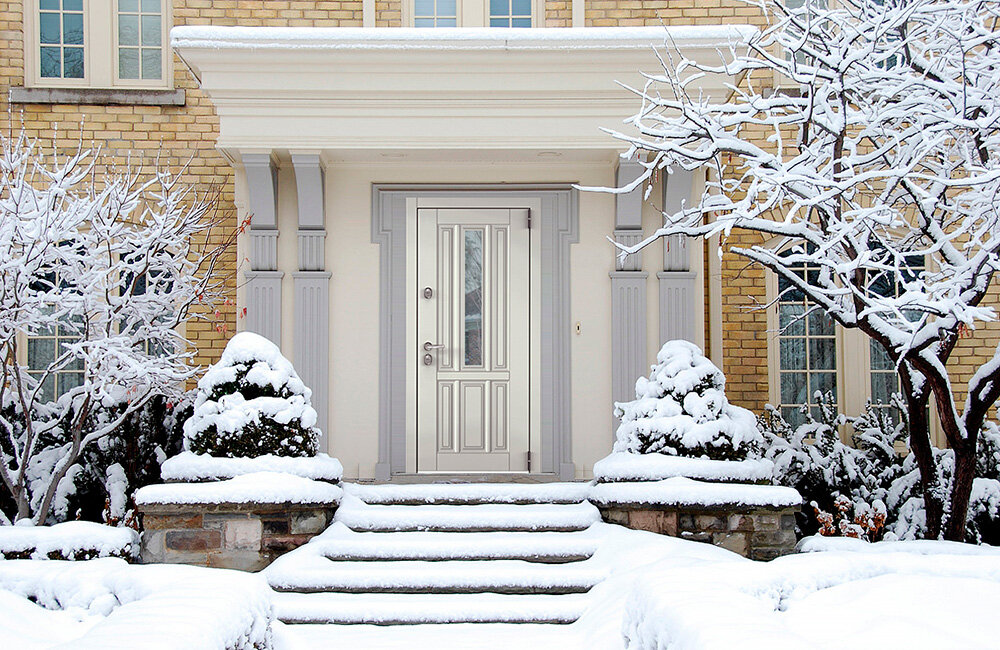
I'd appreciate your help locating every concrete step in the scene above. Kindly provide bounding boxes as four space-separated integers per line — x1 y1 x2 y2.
336 501 601 533
267 557 603 595
346 482 590 506
273 591 589 625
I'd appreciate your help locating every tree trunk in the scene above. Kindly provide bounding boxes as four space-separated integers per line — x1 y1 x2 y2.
946 439 978 542
903 385 943 539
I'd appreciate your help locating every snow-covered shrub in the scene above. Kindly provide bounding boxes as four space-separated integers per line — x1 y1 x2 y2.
0 393 190 526
762 396 1000 544
184 332 320 458
614 341 763 461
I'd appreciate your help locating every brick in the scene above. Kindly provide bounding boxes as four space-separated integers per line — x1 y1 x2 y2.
628 509 678 536
142 513 203 530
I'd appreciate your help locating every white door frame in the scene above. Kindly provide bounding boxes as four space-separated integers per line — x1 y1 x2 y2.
407 199 540 473
372 185 579 480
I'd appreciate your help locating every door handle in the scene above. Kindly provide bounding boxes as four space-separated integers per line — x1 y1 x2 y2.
423 341 446 351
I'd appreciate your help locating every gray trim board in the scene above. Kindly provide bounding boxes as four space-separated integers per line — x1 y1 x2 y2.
372 186 579 481
9 87 185 106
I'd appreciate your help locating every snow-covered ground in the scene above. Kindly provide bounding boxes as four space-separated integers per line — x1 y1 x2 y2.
3 513 1000 648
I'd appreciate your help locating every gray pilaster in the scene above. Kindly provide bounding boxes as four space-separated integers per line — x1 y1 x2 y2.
658 271 698 344
659 168 698 344
241 153 282 345
610 271 649 408
294 271 331 441
291 153 330 446
610 160 649 438
243 271 283 343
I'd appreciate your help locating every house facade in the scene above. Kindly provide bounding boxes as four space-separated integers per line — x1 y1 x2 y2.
4 0 994 481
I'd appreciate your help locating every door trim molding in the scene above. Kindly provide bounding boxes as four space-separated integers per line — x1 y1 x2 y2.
372 185 579 480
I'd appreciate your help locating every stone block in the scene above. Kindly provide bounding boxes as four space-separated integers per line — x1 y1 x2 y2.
204 513 249 530
749 546 786 562
751 529 797 547
780 514 796 530
262 534 312 554
166 530 221 552
677 514 697 531
714 532 748 556
140 530 165 562
262 517 290 535
695 514 727 532
628 509 678 536
143 513 202 530
728 514 755 532
601 508 629 526
290 509 328 535
224 518 263 551
752 513 781 531
679 530 712 543
207 551 269 572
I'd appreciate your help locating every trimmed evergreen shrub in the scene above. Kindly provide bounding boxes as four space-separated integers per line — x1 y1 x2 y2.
183 332 320 458
614 340 764 461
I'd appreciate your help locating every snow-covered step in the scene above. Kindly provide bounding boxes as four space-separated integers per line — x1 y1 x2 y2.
317 530 598 563
273 591 589 625
267 556 604 594
346 482 590 506
336 501 601 532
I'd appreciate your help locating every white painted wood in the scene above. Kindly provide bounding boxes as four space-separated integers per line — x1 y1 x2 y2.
417 208 530 472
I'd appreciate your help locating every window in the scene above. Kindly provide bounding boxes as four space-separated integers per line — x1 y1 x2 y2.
27 315 84 402
39 0 84 79
26 0 170 89
489 0 531 27
407 0 539 27
116 0 163 81
768 251 931 430
775 257 838 426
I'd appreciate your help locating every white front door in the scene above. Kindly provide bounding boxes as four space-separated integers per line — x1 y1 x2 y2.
416 208 530 472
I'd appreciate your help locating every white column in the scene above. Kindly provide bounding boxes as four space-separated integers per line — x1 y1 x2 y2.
610 159 648 438
241 153 283 345
291 152 331 445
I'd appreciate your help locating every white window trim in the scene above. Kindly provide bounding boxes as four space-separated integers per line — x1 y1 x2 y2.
402 0 545 28
23 0 172 90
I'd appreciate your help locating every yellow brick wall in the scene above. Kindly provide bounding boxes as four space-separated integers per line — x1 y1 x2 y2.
375 0 401 26
0 1 364 372
585 0 769 29
544 0 572 27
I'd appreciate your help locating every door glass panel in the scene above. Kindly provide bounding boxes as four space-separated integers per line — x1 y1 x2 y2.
464 229 483 367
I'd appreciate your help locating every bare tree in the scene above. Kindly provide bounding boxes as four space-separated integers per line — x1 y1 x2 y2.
0 132 237 524
599 0 1000 540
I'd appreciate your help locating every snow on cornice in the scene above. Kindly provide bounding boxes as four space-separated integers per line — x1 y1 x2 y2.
171 25 759 52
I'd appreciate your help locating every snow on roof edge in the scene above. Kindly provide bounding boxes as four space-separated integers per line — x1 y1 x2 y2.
171 25 759 52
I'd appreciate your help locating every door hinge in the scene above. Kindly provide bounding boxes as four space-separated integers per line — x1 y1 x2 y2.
526 450 532 472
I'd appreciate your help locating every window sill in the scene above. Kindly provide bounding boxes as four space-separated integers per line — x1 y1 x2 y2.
9 87 185 106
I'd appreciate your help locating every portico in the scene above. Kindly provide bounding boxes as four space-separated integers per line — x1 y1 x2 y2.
172 25 753 480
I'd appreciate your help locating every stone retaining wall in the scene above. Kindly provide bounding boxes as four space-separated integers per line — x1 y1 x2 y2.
139 502 336 571
597 503 798 561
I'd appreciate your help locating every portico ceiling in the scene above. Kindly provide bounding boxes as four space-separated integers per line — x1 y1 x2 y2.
172 26 757 156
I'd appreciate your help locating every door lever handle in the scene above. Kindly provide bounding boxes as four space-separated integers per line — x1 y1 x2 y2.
423 341 446 351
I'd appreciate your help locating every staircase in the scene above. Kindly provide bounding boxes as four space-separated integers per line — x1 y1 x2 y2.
263 483 606 626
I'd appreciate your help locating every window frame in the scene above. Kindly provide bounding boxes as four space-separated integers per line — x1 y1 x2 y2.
24 0 172 90
404 0 544 28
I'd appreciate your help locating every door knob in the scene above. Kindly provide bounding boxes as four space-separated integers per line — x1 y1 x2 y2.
423 341 445 351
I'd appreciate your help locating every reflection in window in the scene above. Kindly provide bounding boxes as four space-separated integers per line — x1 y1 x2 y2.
414 0 457 27
118 0 163 80
39 0 84 79
776 255 837 426
463 229 483 367
490 0 531 27
28 311 83 403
